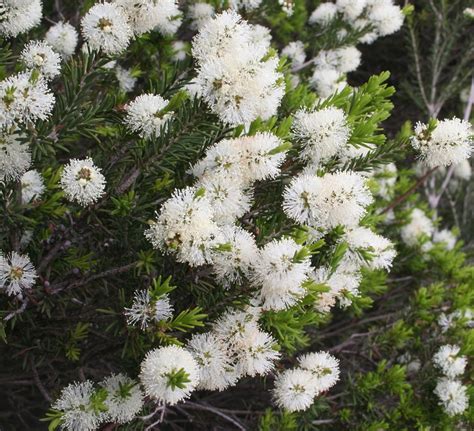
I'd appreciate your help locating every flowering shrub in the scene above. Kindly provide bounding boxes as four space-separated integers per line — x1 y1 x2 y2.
0 1 472 430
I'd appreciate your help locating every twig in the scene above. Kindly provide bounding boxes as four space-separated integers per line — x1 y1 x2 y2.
30 358 52 403
4 298 29 321
183 401 247 430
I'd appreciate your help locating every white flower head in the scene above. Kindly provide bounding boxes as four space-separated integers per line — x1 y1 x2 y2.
453 159 472 181
124 94 172 139
433 229 456 251
309 3 338 26
140 345 200 405
187 2 214 30
314 47 361 74
81 3 132 55
0 134 31 181
293 106 351 166
20 40 61 80
60 158 106 206
0 251 37 297
282 41 306 68
433 345 467 379
45 22 79 57
171 40 187 62
400 208 434 247
187 332 239 391
0 0 42 38
273 368 318 412
283 171 373 230
145 186 222 266
367 0 405 37
336 0 366 22
20 169 45 204
310 67 344 98
101 373 144 424
115 66 137 93
434 377 468 416
0 72 55 128
252 238 312 310
298 351 340 393
412 118 472 168
124 289 173 330
52 380 105 431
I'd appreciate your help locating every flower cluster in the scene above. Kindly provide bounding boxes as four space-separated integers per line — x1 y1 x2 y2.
0 251 37 297
0 0 42 38
273 351 340 412
191 11 284 126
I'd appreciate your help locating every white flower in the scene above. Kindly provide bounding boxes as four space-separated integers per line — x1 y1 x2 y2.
453 159 472 181
366 0 404 37
140 345 200 405
336 0 366 22
433 229 456 251
438 309 473 333
187 332 239 391
313 47 361 74
144 186 222 266
283 171 373 230
187 2 214 30
20 169 45 204
211 225 258 285
45 22 78 57
101 373 144 424
309 3 338 26
115 66 136 92
20 40 61 80
252 238 312 310
0 0 42 38
343 226 396 270
124 289 173 330
229 0 263 10
293 106 351 166
310 67 345 98
400 208 434 247
0 72 55 128
124 94 172 139
374 162 397 200
282 41 306 68
273 368 318 412
0 251 37 297
433 345 467 379
298 351 340 393
411 118 473 168
113 0 182 36
464 7 474 19
191 11 284 126
171 40 187 62
0 134 31 181
434 378 468 416
52 380 105 431
60 158 106 206
81 3 132 55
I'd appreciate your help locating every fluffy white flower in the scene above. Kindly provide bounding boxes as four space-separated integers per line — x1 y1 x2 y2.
343 226 396 270
192 11 284 126
434 378 468 416
52 380 105 431
298 351 340 392
336 0 366 22
273 368 318 412
0 72 55 128
115 66 136 92
124 289 173 330
81 3 132 55
438 309 473 333
313 47 361 74
309 3 338 26
229 0 262 10
144 186 222 266
310 67 345 98
45 22 78 57
20 40 61 80
0 133 31 181
400 208 434 247
187 2 214 30
453 159 472 181
20 169 45 204
0 251 37 297
171 40 187 62
374 162 397 200
211 225 258 285
366 0 405 37
124 94 172 139
252 238 312 310
293 106 350 166
411 118 472 168
433 345 467 379
101 373 144 423
282 41 306 68
187 332 239 391
0 0 42 38
283 171 373 230
433 229 456 251
139 345 200 405
60 158 106 206
113 0 182 36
